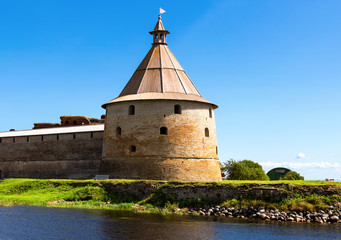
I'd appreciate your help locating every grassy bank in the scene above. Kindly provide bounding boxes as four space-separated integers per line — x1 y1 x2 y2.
0 179 168 214
0 179 340 214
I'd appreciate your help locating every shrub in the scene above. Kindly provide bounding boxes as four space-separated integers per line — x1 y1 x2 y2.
222 159 269 181
281 171 304 180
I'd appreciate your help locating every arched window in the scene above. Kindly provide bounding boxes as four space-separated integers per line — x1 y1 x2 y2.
174 104 181 114
160 127 168 135
216 146 218 154
65 120 69 125
160 34 164 39
116 127 122 136
130 145 136 152
73 133 76 139
209 109 212 118
73 120 77 125
26 137 29 142
129 105 135 115
205 128 209 137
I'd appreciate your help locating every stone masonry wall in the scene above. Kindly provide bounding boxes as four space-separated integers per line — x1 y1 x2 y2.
85 181 341 204
101 100 221 181
0 131 103 179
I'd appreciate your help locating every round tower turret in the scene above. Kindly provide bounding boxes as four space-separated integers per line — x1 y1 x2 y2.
100 15 221 181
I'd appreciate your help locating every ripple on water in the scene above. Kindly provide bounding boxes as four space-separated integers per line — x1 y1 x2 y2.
0 206 340 240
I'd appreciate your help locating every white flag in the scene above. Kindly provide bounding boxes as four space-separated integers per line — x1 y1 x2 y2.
159 7 166 14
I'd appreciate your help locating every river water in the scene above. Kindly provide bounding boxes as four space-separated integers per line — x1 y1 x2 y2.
0 206 340 240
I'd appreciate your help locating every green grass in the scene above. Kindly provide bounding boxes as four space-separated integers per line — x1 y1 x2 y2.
220 193 341 212
0 179 172 214
220 180 341 186
0 178 339 213
163 180 341 186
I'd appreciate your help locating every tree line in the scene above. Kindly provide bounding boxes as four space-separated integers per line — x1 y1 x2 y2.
221 159 304 181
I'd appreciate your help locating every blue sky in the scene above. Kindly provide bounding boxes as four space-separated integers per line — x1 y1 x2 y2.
1 0 340 180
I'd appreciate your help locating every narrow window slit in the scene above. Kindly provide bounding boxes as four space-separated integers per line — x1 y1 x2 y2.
116 127 122 136
160 127 168 135
205 128 209 137
129 105 135 115
174 105 181 114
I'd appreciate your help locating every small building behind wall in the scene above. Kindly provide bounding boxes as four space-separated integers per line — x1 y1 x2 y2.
267 167 291 180
0 125 104 179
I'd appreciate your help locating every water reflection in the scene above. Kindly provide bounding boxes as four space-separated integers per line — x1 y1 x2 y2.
0 206 340 240
99 211 217 240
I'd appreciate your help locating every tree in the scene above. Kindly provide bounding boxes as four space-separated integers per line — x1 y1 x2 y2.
280 170 304 180
222 159 269 181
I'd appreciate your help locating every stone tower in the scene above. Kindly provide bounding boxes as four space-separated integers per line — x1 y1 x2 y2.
100 15 221 181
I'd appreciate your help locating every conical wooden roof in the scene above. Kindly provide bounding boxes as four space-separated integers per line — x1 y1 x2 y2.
103 16 217 109
119 44 201 96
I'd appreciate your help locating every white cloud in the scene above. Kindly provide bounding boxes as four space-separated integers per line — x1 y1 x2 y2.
296 153 306 159
258 161 341 180
259 161 341 169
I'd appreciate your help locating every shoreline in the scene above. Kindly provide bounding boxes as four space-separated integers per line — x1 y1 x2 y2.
1 202 340 224
0 178 340 224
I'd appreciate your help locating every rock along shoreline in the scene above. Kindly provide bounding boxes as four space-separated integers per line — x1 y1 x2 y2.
185 205 341 224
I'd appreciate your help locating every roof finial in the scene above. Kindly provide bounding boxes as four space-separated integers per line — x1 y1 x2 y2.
149 8 170 45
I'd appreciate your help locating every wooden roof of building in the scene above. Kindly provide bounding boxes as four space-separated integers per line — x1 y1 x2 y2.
103 15 217 109
0 124 104 138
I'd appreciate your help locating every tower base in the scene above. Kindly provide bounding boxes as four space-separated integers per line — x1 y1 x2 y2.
99 156 222 181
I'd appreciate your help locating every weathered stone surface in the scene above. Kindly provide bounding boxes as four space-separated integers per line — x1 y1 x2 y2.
330 216 339 222
156 184 288 202
102 100 221 181
101 181 160 200
0 132 103 179
100 156 221 181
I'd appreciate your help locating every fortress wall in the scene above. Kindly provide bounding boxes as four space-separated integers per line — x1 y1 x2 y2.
101 100 221 181
0 131 103 179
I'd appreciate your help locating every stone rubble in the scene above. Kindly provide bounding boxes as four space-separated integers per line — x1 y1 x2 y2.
187 205 341 224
